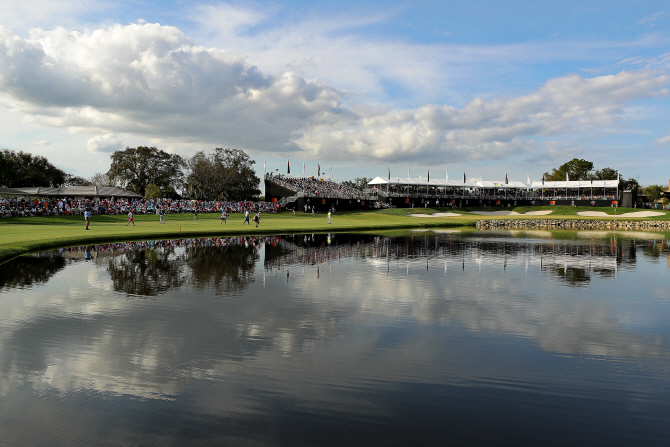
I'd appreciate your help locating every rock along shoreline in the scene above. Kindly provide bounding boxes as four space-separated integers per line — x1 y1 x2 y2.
475 219 670 230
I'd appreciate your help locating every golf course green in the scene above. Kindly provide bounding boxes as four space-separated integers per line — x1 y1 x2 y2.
1 206 668 264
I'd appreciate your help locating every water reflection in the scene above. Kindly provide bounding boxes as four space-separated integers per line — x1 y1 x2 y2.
0 253 66 291
1 231 670 445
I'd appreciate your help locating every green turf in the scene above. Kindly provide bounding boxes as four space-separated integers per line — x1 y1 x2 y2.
0 206 668 264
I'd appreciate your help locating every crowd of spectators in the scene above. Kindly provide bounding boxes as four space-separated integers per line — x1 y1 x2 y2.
0 196 280 218
266 173 360 197
62 236 282 256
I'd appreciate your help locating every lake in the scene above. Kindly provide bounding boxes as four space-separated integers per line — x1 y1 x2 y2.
1 230 670 446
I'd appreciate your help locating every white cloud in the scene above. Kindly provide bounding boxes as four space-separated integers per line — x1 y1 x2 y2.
296 71 670 163
0 23 668 166
86 133 123 153
653 135 670 145
637 11 665 25
34 139 49 145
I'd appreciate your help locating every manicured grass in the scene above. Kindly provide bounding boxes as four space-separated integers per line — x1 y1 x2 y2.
1 206 668 264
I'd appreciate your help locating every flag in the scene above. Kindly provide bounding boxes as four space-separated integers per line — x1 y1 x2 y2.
388 167 390 181
330 166 333 179
263 157 266 174
542 174 544 185
463 172 466 183
446 170 449 182
303 161 305 176
505 173 508 185
408 168 410 178
526 173 530 185
318 163 321 177
428 170 430 182
566 172 569 182
287 159 290 174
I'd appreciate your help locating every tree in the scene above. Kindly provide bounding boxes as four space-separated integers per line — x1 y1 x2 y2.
0 149 67 188
64 174 92 186
342 177 370 192
107 146 184 197
643 185 664 202
543 158 594 181
89 172 116 187
185 148 260 201
144 183 163 200
593 167 618 180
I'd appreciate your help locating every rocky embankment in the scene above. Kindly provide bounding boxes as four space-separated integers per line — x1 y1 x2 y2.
476 219 670 230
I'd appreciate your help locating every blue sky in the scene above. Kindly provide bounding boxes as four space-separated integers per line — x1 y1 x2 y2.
1 0 669 188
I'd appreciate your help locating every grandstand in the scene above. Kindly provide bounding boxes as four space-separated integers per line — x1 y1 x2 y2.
265 172 621 211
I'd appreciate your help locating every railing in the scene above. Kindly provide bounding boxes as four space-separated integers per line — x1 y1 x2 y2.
278 192 304 207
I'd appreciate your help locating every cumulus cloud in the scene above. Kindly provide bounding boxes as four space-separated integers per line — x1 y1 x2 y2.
86 133 123 153
653 135 670 145
35 139 49 145
0 23 668 165
296 71 670 162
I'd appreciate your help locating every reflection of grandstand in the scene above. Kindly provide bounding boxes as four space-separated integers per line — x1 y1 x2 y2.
263 233 641 285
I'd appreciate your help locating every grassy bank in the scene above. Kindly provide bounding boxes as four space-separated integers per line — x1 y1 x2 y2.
1 206 668 264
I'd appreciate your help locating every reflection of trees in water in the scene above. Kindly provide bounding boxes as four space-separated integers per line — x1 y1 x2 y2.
545 266 592 285
186 244 258 295
0 255 67 291
106 248 186 296
103 239 261 296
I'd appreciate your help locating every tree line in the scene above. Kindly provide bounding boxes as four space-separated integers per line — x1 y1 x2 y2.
1 149 667 203
1 146 261 201
0 149 90 188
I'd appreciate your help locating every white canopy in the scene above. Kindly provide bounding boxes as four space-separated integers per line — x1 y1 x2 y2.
8 186 142 198
530 180 618 189
368 176 481 188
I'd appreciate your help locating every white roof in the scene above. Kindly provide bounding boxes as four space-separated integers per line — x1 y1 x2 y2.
368 176 480 188
478 180 528 189
10 186 142 198
530 180 618 189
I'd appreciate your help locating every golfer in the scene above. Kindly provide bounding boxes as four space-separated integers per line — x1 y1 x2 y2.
126 211 136 226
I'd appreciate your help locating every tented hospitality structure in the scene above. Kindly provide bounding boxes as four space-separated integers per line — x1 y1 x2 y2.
4 186 142 199
367 176 619 202
529 180 619 200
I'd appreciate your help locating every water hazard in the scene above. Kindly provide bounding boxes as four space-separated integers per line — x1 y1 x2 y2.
1 230 670 446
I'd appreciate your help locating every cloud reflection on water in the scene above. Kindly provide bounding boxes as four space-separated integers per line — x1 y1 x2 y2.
0 231 668 406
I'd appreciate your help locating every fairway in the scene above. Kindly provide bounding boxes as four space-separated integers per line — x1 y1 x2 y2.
1 206 668 264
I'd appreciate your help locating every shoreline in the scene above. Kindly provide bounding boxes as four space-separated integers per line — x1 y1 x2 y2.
2 209 669 265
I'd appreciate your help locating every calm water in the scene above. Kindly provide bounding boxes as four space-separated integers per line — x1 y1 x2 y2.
1 230 670 446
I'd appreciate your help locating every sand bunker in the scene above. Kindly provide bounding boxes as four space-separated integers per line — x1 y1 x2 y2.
522 210 553 215
407 212 461 217
576 211 665 217
408 210 555 217
469 211 520 216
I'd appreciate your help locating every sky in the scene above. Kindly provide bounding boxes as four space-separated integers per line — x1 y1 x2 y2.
1 0 669 189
